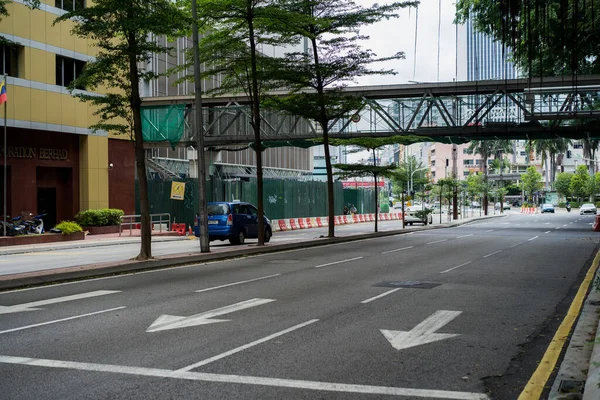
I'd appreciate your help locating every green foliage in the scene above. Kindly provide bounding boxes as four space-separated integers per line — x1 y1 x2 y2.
521 166 543 199
380 203 390 213
414 209 432 220
55 221 83 235
554 172 573 199
53 0 191 137
75 209 124 226
391 155 429 196
570 165 591 201
456 0 600 76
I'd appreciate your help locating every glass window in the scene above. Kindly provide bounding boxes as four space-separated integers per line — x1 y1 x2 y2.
56 0 85 11
207 204 228 215
0 45 18 77
56 55 86 89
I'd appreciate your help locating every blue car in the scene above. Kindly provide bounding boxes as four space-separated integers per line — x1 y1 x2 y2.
541 203 555 213
195 201 272 245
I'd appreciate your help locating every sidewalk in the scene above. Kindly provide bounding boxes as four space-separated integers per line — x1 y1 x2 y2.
0 213 598 399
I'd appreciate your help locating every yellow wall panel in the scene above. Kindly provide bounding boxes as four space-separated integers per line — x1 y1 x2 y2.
29 10 46 43
46 92 62 125
30 90 48 123
74 99 88 128
19 47 31 80
61 95 76 127
12 86 31 121
11 4 29 38
79 136 109 210
29 48 48 83
60 21 76 53
44 12 61 47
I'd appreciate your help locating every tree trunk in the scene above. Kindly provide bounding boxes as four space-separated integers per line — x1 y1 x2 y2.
247 6 264 245
311 37 335 238
128 33 151 260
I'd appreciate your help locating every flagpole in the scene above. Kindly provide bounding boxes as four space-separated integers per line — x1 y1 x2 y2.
3 74 6 237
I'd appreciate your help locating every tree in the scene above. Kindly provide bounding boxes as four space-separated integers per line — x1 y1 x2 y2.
332 135 423 232
554 172 573 201
54 0 190 260
521 166 543 203
456 0 600 76
465 173 484 203
468 140 493 214
267 0 417 238
187 0 298 246
587 172 600 202
391 155 428 198
570 165 591 202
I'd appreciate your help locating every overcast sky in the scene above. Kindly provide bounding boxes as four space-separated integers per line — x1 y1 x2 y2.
354 0 461 86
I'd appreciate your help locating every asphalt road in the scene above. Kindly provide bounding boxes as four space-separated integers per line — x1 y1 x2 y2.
0 211 597 399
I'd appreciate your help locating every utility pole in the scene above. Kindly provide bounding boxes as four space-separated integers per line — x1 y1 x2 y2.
452 144 458 220
192 0 209 252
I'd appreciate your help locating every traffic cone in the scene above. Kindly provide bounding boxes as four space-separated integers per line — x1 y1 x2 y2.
188 225 193 236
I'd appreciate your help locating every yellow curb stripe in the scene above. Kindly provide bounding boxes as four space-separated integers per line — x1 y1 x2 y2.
518 249 600 400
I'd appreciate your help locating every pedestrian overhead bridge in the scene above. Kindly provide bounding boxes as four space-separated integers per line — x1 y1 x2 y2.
141 75 600 148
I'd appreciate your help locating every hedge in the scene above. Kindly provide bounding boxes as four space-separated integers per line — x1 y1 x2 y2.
75 208 124 226
55 221 83 235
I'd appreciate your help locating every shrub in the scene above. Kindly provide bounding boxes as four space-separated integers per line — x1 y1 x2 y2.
380 203 390 213
75 208 124 226
570 202 580 208
55 221 83 235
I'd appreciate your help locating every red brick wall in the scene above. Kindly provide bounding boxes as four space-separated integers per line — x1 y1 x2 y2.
108 138 135 214
0 128 79 225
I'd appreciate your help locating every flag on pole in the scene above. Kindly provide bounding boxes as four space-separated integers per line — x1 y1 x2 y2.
0 80 6 105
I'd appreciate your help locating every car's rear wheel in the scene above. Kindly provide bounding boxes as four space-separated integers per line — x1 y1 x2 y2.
229 230 245 245
264 229 271 243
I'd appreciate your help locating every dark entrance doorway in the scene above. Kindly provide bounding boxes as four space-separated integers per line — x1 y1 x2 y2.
0 165 10 219
37 187 57 229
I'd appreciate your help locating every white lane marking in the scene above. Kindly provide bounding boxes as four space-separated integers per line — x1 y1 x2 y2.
0 307 126 335
426 239 448 245
515 224 521 226
485 229 494 233
0 290 121 315
563 225 568 227
147 298 275 332
440 262 472 274
527 236 539 241
177 319 319 372
0 355 490 399
544 231 551 234
483 250 502 258
381 310 462 351
361 289 401 304
555 227 560 230
510 242 523 248
195 274 281 293
456 234 473 239
382 246 413 255
314 257 363 268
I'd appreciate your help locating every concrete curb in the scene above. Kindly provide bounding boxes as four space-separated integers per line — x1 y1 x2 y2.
0 215 502 291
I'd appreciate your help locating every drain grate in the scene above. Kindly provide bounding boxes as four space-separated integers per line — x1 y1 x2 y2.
375 281 441 289
558 380 584 394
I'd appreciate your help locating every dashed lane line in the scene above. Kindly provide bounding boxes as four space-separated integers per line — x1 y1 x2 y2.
485 230 494 233
544 231 551 234
483 250 502 258
440 262 472 274
456 234 473 239
0 307 126 335
510 242 523 248
314 257 363 268
382 246 413 255
361 289 402 304
177 319 319 371
426 239 448 245
528 236 539 241
196 274 281 293
0 355 490 399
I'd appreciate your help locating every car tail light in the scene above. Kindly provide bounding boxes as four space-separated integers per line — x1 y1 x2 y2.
227 214 233 226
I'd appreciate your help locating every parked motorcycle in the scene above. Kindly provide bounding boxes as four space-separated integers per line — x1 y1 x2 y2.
0 216 27 236
566 204 571 212
22 213 46 234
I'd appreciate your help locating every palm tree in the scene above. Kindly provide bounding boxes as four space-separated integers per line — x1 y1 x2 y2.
583 139 599 174
550 138 572 182
468 140 494 215
531 139 552 189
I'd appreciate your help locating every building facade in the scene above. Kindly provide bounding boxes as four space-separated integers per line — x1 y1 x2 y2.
0 0 134 230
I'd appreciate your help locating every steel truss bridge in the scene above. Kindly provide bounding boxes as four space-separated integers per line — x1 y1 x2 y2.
141 75 600 148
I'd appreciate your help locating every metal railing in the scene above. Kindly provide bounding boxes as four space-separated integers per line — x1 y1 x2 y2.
119 213 171 236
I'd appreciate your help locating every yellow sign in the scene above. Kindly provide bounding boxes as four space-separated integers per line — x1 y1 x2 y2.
170 181 185 200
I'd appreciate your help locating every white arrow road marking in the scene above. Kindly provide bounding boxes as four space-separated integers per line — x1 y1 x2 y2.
0 355 490 399
146 298 275 332
0 290 121 315
381 310 462 351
